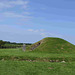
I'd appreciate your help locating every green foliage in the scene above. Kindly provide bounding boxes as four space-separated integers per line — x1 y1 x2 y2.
0 40 32 49
0 40 5 47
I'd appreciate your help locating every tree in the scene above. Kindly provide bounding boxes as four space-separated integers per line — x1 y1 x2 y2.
0 40 5 47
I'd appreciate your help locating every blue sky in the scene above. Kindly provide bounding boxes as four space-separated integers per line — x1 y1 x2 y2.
0 0 75 44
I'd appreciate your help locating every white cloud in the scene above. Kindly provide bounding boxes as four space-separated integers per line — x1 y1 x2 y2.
9 0 28 5
0 0 29 9
27 29 62 38
0 2 11 8
27 29 39 32
0 0 30 22
0 11 32 24
40 32 63 38
27 29 45 33
0 12 32 20
3 12 24 18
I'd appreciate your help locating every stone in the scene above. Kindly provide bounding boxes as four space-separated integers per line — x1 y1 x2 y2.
22 44 26 51
61 60 66 63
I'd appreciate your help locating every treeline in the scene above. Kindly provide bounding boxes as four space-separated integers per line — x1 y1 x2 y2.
0 40 32 49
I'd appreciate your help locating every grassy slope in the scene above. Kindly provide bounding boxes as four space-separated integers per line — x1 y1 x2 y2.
30 37 75 53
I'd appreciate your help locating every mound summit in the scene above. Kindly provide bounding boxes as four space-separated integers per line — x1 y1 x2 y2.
30 37 75 53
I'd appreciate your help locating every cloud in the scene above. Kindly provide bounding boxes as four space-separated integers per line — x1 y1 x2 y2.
9 0 28 5
27 29 39 32
0 0 31 22
0 0 29 9
0 2 11 8
2 12 31 18
23 12 30 15
27 29 45 33
40 32 63 38
0 12 32 23
0 25 43 43
3 12 24 18
27 29 62 38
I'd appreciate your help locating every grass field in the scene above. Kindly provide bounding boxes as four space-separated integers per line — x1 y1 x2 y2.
0 48 75 75
0 61 75 75
0 48 75 62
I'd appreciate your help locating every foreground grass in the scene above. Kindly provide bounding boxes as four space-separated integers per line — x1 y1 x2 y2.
0 61 75 75
0 48 75 75
0 48 75 62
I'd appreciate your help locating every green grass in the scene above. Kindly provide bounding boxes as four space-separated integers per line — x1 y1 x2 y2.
0 37 75 75
0 48 75 75
0 61 75 75
0 48 75 62
1 37 75 75
30 37 75 53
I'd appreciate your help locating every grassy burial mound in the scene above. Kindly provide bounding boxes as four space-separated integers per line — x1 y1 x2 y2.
30 37 75 53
